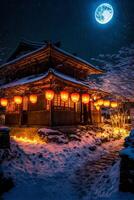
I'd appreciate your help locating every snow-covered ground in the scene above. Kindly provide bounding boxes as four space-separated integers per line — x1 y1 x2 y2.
1 130 134 200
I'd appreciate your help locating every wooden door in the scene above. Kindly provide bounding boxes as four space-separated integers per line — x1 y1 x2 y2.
21 96 28 126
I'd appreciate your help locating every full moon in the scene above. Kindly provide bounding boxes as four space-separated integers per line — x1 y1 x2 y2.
95 3 114 24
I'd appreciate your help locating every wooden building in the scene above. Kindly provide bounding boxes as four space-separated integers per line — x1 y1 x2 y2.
0 40 108 127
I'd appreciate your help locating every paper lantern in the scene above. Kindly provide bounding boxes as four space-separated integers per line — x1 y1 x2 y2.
96 105 100 111
111 101 118 108
29 94 37 104
103 100 110 107
0 98 8 107
14 96 22 105
45 90 55 101
97 99 104 106
71 93 80 103
60 91 69 102
94 101 98 107
82 94 90 104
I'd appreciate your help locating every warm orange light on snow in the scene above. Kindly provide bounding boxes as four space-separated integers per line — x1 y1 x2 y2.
12 135 45 144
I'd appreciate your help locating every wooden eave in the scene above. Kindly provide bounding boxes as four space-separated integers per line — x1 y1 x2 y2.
0 69 106 97
7 40 45 62
52 45 103 75
0 43 103 76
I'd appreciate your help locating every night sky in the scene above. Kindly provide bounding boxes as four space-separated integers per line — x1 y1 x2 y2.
0 0 134 61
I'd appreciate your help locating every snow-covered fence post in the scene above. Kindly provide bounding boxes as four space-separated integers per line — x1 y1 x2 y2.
0 126 10 149
119 130 134 192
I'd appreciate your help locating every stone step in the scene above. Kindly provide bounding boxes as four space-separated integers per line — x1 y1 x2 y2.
71 144 123 198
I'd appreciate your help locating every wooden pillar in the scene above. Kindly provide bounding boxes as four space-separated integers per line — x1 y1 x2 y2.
49 101 54 127
80 101 83 124
88 102 92 124
18 104 22 127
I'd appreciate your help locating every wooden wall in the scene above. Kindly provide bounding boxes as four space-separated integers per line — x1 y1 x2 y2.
52 110 81 126
5 110 81 127
5 113 21 126
27 111 50 126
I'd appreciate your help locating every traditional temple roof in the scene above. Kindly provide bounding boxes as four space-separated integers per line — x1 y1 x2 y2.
0 68 90 89
7 39 45 62
0 40 103 75
0 68 108 96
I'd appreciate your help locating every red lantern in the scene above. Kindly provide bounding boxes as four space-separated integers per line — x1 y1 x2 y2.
94 101 98 107
71 93 80 103
82 94 90 104
45 90 55 101
60 91 69 102
97 99 104 106
1 98 8 107
14 96 22 105
103 100 110 107
96 105 100 111
29 94 37 104
111 101 118 108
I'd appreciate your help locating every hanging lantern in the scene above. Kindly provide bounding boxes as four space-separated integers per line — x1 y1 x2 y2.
29 94 37 104
0 98 8 107
71 93 80 103
45 90 55 101
94 101 98 107
111 101 118 108
14 96 22 105
82 94 90 104
103 100 110 107
60 91 69 102
96 105 100 111
97 99 104 106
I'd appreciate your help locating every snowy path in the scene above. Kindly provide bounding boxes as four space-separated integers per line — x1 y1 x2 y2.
1 138 132 200
71 145 122 199
5 174 76 200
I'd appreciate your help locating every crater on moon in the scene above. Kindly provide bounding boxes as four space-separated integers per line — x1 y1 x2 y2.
95 3 114 24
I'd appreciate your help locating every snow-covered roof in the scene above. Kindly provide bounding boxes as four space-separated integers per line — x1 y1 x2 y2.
7 39 45 62
53 46 103 73
0 41 103 75
0 69 92 90
0 44 46 69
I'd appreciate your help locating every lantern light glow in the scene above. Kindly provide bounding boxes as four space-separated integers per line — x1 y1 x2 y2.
96 105 100 111
60 91 69 102
111 101 118 108
14 96 22 105
0 98 8 107
45 90 55 101
82 94 90 104
103 100 110 107
97 99 104 106
71 93 80 103
94 101 98 107
29 94 37 104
